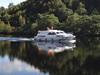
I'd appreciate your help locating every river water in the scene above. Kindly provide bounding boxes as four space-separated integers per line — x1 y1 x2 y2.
0 35 100 75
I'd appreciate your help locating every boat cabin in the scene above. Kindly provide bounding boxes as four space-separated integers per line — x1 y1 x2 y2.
38 30 65 35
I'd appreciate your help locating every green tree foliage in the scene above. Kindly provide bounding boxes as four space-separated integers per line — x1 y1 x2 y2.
0 0 100 35
79 0 100 14
90 15 100 35
0 6 5 10
0 20 5 32
8 3 14 8
0 7 5 19
48 0 73 22
21 23 37 34
37 14 59 30
75 8 87 15
0 20 12 33
2 12 11 24
65 14 100 35
75 2 87 15
3 24 12 32
18 15 25 26
91 9 99 15
65 13 81 33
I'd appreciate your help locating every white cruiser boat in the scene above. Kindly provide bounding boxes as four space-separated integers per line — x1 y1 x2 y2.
34 27 76 43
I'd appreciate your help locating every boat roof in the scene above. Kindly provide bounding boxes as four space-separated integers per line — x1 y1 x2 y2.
42 30 64 32
37 30 65 35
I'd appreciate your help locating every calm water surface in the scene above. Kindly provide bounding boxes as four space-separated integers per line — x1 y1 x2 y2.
0 35 100 75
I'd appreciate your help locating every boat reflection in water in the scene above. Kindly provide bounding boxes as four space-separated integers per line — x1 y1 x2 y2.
34 41 76 55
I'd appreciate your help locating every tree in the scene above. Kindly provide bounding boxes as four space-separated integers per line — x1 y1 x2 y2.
0 20 12 33
18 15 25 26
37 14 59 30
2 12 11 24
8 3 14 8
65 13 81 33
91 9 99 15
0 6 5 11
55 8 73 22
0 6 5 19
75 8 87 15
75 2 87 15
90 15 100 35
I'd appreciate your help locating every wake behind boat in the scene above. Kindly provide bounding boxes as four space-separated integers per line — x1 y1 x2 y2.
0 37 34 41
34 27 76 43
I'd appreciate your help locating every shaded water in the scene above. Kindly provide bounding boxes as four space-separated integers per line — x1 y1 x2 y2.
0 35 100 75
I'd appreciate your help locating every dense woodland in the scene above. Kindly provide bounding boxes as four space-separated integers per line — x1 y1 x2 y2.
0 0 100 36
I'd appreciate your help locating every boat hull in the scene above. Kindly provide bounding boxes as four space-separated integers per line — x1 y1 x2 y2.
34 37 76 43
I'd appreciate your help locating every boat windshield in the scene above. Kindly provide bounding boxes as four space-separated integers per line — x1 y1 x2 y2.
56 31 65 34
48 31 65 35
48 32 56 35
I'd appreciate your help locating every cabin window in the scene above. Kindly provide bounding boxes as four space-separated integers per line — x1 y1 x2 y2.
48 32 52 35
52 32 56 35
56 32 60 34
48 32 56 35
56 32 65 34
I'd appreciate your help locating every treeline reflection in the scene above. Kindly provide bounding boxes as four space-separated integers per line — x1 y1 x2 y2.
0 37 100 75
